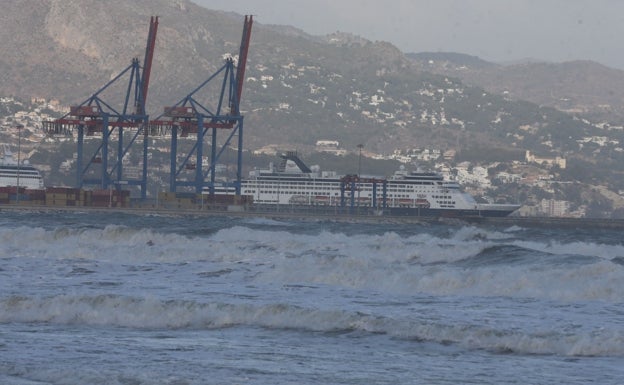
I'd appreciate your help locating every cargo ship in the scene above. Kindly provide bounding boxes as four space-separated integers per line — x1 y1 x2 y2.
228 152 520 217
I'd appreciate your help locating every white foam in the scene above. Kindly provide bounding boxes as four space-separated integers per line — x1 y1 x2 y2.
241 217 294 226
513 239 624 260
3 224 624 302
2 294 621 357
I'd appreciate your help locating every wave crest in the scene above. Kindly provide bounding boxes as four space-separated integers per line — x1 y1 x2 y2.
2 294 622 357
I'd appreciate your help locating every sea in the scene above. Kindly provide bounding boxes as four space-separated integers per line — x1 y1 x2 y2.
0 210 623 385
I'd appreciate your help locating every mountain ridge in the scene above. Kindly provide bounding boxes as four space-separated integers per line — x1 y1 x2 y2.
0 1 620 160
4 0 624 216
408 52 624 123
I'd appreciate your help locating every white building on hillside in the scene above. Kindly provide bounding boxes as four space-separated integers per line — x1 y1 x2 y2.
526 151 566 169
315 140 346 155
540 199 570 217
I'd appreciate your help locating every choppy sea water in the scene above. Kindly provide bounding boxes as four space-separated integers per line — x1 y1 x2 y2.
0 211 623 384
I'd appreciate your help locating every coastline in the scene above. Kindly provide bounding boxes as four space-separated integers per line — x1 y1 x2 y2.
3 203 624 229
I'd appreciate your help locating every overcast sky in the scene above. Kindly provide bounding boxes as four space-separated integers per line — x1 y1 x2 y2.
193 0 624 70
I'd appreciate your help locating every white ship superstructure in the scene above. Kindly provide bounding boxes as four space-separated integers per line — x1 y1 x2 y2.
235 152 520 217
243 158 342 206
0 145 45 190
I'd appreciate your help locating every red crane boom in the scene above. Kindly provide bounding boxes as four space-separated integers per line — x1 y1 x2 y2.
139 16 159 115
233 15 253 115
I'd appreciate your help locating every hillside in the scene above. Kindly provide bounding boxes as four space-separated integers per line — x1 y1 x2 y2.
4 0 624 217
408 53 624 124
0 0 604 155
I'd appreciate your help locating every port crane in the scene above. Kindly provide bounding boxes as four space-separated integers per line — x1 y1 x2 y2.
43 16 159 199
149 15 253 195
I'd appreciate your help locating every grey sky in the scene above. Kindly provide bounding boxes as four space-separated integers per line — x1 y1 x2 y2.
192 0 624 69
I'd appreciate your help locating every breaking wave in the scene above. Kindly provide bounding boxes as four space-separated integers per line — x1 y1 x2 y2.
1 294 622 357
2 224 624 302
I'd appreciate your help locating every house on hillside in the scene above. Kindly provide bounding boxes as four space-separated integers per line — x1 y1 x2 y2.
315 140 346 155
525 151 566 169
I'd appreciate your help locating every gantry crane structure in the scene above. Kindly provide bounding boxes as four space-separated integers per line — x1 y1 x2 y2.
43 16 159 199
340 175 388 212
149 15 253 194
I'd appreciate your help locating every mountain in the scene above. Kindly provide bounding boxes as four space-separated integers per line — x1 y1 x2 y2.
4 0 624 197
408 52 624 124
0 0 602 154
407 52 496 70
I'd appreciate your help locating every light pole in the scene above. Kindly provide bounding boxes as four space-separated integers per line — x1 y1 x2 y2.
16 125 22 203
356 144 363 208
357 144 363 177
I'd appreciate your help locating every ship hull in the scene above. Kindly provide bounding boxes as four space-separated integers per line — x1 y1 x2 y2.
383 206 517 218
249 204 519 218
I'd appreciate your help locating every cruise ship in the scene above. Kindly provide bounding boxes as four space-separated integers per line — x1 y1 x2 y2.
232 152 520 217
0 145 45 190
